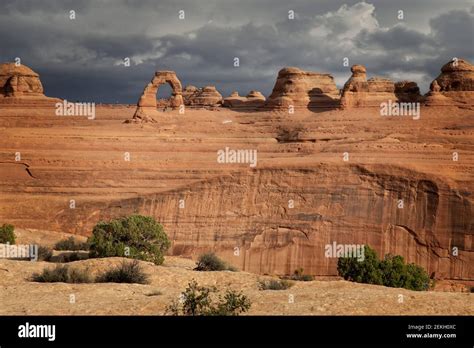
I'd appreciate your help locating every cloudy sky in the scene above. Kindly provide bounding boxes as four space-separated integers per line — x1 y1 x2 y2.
1 0 473 103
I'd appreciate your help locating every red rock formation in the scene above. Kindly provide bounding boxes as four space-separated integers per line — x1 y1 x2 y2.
341 65 421 108
0 63 59 105
131 71 183 123
265 67 340 110
186 86 223 107
182 85 199 104
426 58 474 106
223 90 266 109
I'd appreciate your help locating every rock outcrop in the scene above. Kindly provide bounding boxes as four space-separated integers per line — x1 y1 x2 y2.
341 65 421 108
265 67 340 110
223 90 266 110
186 86 223 107
0 63 59 105
131 71 183 123
182 85 199 104
425 58 474 106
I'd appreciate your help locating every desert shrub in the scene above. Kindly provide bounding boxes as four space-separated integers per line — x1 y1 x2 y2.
404 263 430 291
258 279 294 290
55 252 85 263
337 245 383 285
380 255 408 288
166 280 251 316
194 252 227 271
289 268 314 281
337 245 430 291
37 246 53 261
96 260 149 284
210 289 252 316
88 215 170 265
54 237 89 251
194 252 237 272
470 286 474 293
0 224 15 244
32 264 91 283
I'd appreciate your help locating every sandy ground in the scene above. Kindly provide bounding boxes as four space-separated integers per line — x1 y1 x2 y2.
0 255 472 316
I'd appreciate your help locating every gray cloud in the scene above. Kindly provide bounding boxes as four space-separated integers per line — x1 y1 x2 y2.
0 1 473 103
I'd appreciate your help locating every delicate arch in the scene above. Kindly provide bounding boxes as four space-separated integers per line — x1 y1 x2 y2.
131 70 183 122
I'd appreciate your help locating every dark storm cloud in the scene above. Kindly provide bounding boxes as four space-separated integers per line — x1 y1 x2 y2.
0 0 472 103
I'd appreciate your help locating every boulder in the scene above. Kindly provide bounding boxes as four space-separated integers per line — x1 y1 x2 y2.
265 67 340 110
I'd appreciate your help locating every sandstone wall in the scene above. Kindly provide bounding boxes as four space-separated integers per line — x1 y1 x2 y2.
49 165 473 280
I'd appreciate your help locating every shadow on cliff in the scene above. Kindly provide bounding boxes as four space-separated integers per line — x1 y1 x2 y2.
306 88 341 113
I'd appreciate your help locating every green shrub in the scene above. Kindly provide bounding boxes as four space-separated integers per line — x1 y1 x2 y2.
0 224 15 244
166 280 251 316
96 260 149 284
32 264 91 283
194 252 237 272
289 268 314 281
337 245 383 285
404 263 430 291
88 215 170 265
54 237 89 251
194 252 227 271
337 245 430 291
258 279 294 290
37 246 53 261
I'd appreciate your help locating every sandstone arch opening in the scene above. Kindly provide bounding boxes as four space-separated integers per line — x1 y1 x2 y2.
131 70 183 123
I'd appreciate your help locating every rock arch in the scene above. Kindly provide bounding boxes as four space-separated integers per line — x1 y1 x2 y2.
131 71 184 122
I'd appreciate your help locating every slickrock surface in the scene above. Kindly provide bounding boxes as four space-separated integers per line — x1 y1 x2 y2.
0 257 472 315
0 63 60 105
265 67 340 110
0 102 472 280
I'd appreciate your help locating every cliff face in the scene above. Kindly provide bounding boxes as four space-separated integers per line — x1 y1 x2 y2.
48 164 472 280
